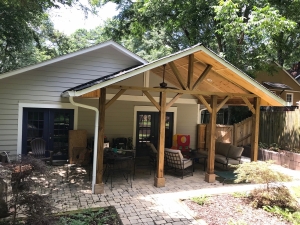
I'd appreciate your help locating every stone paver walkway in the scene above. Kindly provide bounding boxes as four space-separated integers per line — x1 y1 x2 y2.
42 160 300 225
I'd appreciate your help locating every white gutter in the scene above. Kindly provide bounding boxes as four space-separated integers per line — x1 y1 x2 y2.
69 96 99 194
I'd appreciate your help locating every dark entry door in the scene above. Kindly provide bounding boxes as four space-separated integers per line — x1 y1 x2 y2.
22 108 74 160
135 111 174 157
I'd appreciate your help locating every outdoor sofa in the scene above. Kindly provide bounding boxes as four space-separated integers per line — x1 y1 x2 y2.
199 142 244 167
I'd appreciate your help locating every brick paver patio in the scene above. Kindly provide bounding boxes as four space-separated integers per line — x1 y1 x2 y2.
5 158 300 225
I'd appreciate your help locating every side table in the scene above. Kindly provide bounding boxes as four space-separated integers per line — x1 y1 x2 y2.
190 150 207 171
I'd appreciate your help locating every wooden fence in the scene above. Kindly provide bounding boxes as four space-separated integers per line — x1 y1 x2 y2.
197 124 233 149
197 110 300 150
233 117 252 146
259 110 300 150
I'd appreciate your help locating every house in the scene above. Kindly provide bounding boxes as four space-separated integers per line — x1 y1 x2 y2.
255 63 300 107
0 41 285 193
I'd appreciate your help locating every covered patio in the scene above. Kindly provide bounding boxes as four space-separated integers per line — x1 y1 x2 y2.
62 43 285 194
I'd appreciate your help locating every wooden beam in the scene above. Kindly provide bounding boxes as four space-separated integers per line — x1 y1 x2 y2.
155 91 166 187
192 64 212 90
168 61 186 90
142 91 160 111
95 88 106 193
205 95 217 183
166 93 183 110
80 89 100 98
105 89 126 110
187 54 194 90
251 97 261 161
241 97 256 114
108 85 257 98
194 95 212 113
216 96 230 112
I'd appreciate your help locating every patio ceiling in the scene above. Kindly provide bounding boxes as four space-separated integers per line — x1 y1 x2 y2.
62 44 286 107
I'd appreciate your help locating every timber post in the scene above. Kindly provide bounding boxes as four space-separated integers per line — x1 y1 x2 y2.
251 97 261 161
205 95 217 183
154 91 166 187
94 88 106 194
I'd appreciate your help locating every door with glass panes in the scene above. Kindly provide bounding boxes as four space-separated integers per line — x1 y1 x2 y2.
136 112 173 157
22 108 74 160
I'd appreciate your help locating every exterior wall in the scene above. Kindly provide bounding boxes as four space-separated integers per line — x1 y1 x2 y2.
0 45 142 153
76 98 199 149
255 67 300 106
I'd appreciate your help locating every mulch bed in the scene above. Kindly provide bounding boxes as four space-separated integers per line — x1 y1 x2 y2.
182 194 291 225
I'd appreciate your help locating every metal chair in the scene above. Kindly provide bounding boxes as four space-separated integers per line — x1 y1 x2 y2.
165 148 193 179
104 152 134 190
29 138 53 165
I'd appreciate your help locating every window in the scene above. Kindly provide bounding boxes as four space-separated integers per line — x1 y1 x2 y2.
286 93 293 106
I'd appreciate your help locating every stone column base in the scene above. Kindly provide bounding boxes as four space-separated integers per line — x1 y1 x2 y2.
204 173 216 183
94 183 105 194
154 176 165 187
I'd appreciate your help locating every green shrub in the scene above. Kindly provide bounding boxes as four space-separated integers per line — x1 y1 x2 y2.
191 195 209 206
250 186 298 210
234 161 292 190
263 205 300 224
55 208 118 225
233 161 299 215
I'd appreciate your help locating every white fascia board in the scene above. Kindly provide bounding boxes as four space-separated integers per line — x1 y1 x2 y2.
111 42 148 64
68 45 204 97
199 47 286 106
0 40 146 80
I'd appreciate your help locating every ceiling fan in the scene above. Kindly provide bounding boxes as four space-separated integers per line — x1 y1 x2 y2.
154 64 178 90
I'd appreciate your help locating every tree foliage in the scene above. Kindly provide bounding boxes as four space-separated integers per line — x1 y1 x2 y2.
0 0 96 73
100 0 300 75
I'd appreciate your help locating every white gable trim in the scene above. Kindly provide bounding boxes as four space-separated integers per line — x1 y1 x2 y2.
64 45 205 97
0 40 147 80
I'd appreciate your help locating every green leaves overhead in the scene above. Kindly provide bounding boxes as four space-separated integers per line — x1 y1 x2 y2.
0 0 96 73
2 0 300 76
101 0 300 75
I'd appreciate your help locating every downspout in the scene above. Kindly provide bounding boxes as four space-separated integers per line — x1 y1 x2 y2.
199 107 207 124
69 96 99 194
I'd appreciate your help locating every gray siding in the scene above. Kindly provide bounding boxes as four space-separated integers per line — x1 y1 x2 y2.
0 45 142 153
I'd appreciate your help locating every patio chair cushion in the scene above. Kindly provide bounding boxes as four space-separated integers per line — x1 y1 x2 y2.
227 146 244 160
216 142 231 156
215 155 228 165
165 148 191 169
164 148 193 178
227 158 242 165
182 158 193 169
